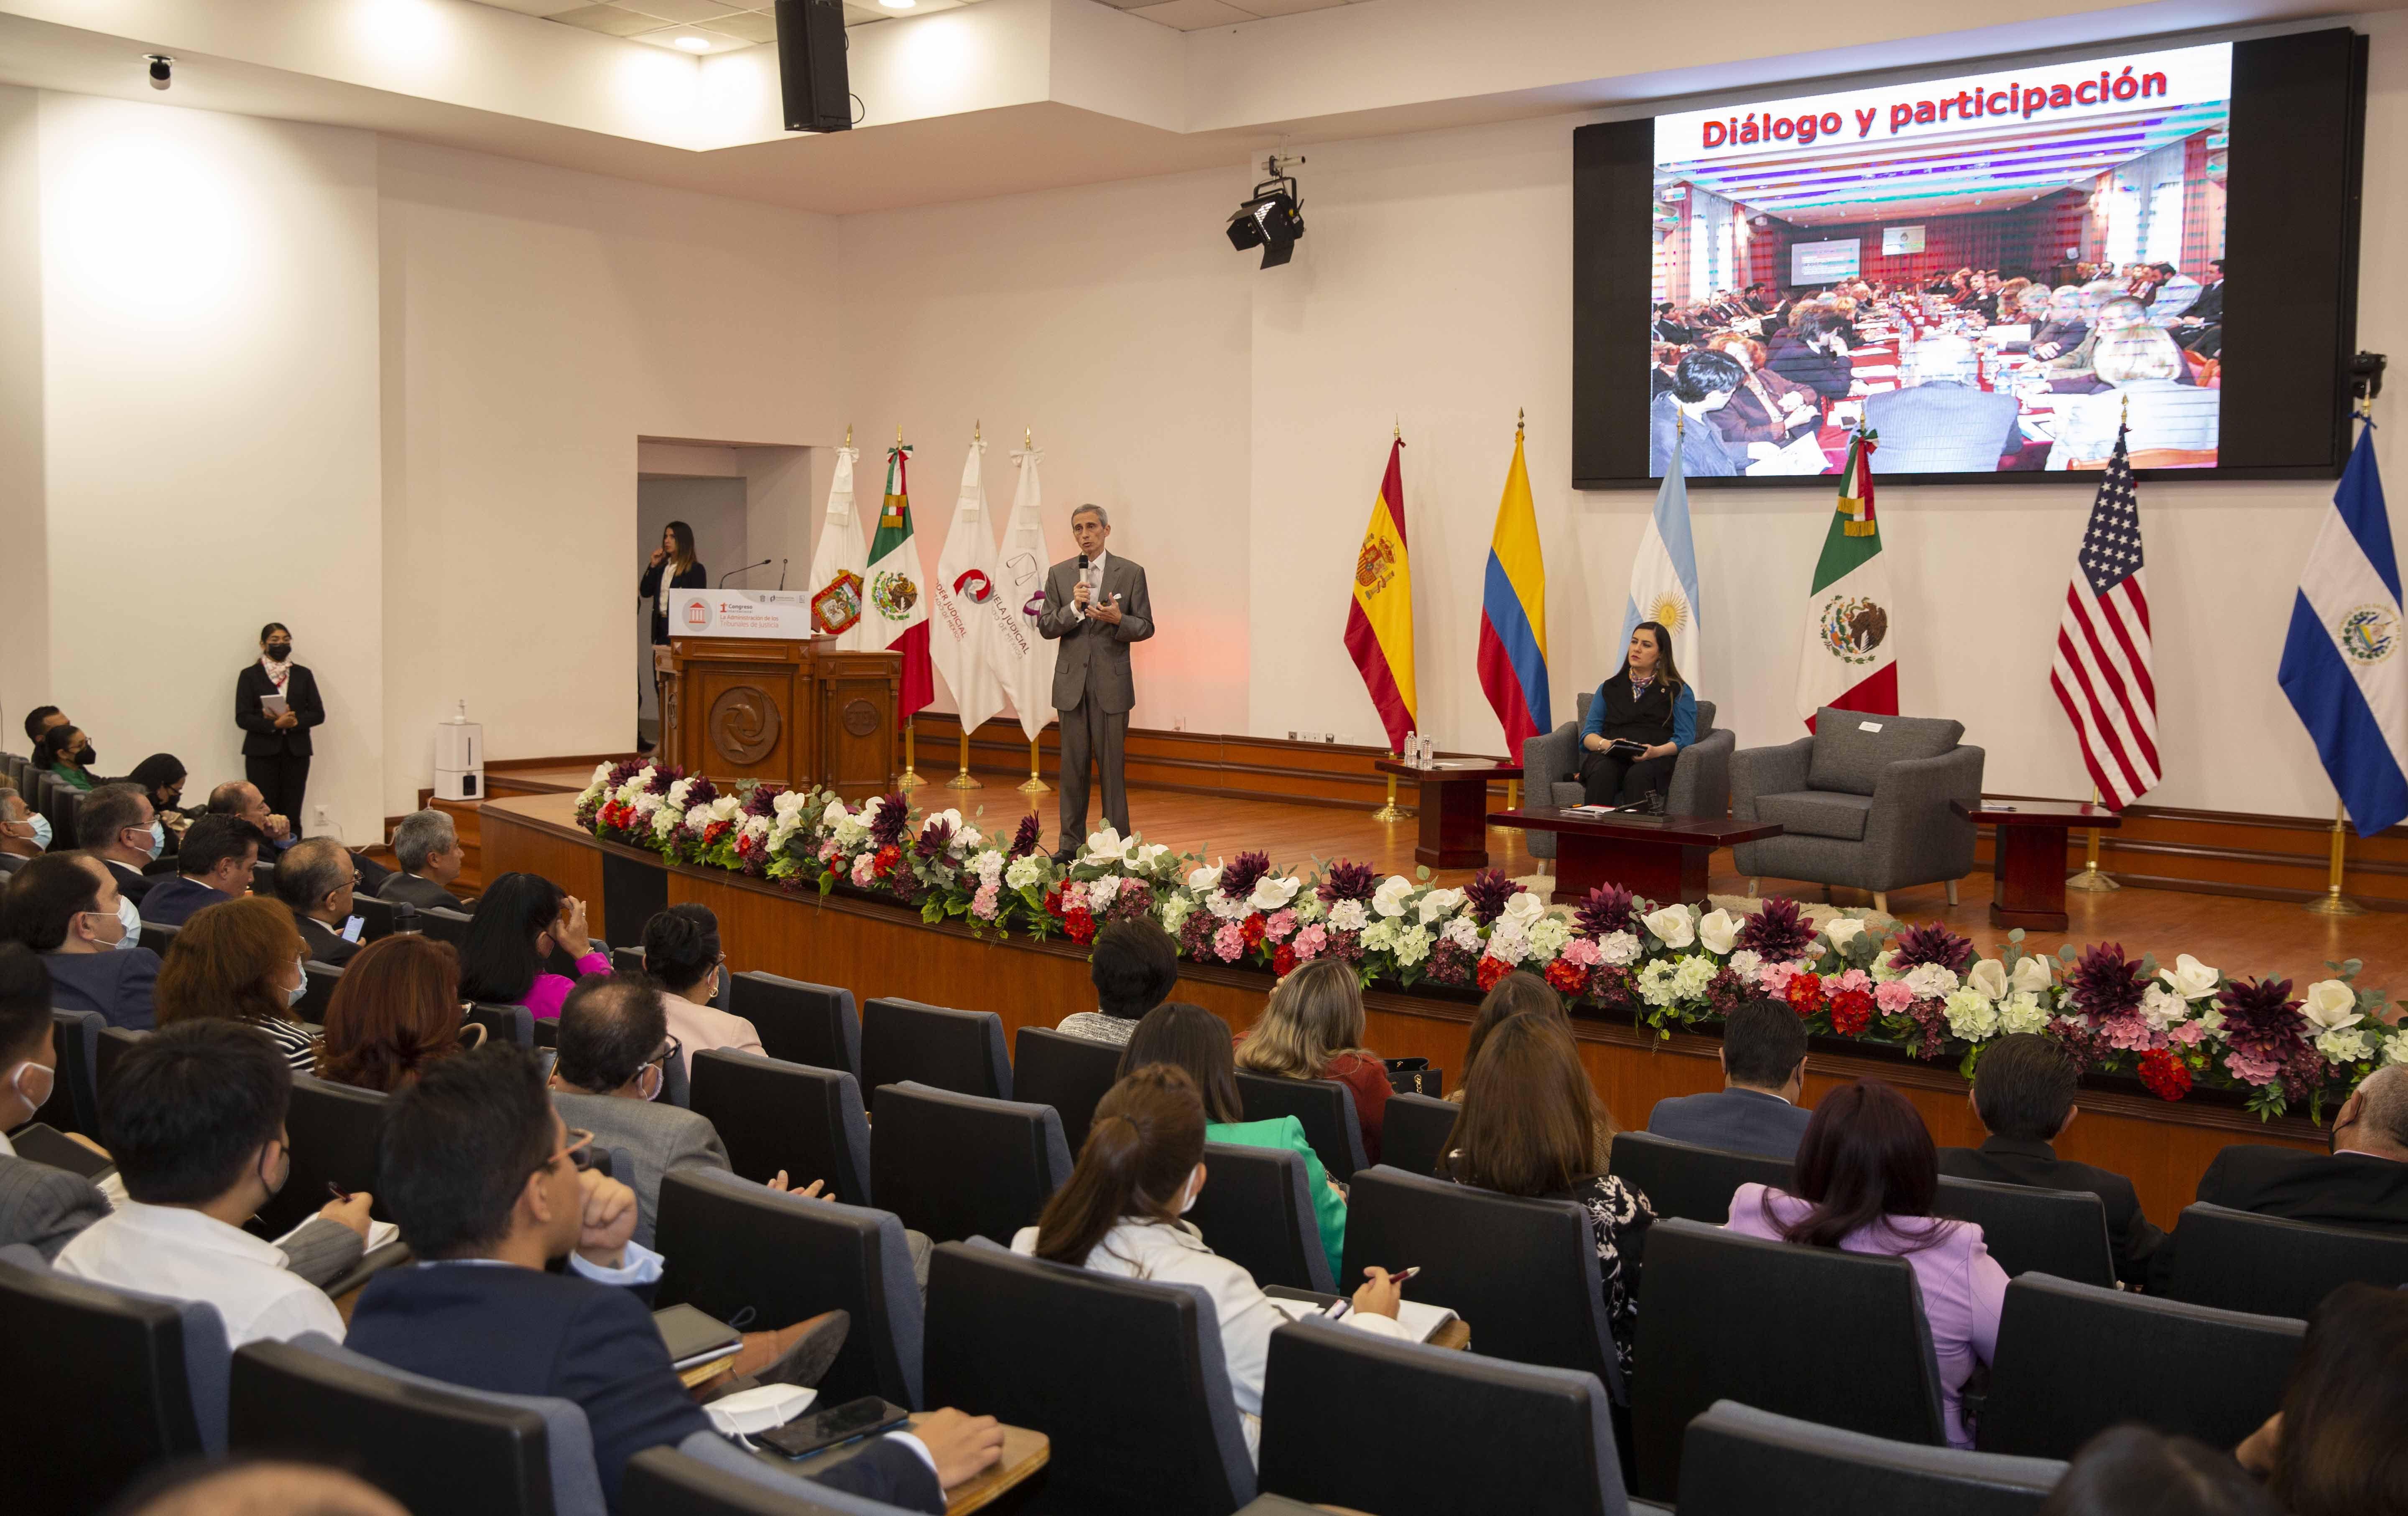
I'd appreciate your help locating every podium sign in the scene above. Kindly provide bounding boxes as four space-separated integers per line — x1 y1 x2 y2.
655 635 899 801
670 589 818 640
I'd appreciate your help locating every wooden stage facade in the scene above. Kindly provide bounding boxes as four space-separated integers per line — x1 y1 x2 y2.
479 785 2347 1230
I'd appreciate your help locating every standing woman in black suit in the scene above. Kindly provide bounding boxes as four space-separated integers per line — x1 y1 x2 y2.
235 622 323 836
640 520 707 647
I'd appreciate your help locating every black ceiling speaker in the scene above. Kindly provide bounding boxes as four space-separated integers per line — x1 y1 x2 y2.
773 0 851 134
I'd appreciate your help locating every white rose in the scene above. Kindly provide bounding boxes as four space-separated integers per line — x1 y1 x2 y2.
1998 991 2051 1036
2316 1027 2372 1064
1643 905 1694 950
2300 979 2362 1034
821 797 850 826
1696 908 1739 956
2009 955 2056 996
712 795 745 822
773 789 809 818
1082 827 1131 864
1134 843 1170 872
1944 987 2000 1041
1727 948 1763 979
1186 864 1223 894
1501 891 1547 930
2160 953 2221 1001
1417 889 1466 925
1822 917 1866 950
1371 876 1416 919
1966 959 2010 1002
590 762 613 784
1599 931 1642 968
1251 876 1302 912
2387 1030 2408 1067
2139 983 2192 1033
666 777 693 809
1328 899 1370 932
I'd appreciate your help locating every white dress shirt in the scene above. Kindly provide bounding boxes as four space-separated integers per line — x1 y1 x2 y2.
1068 548 1107 622
57 1200 347 1347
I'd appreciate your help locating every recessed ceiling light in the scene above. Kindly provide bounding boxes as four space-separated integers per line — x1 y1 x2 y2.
673 33 713 50
879 0 916 9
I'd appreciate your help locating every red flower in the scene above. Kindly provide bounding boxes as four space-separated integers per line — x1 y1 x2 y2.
874 844 903 879
1043 887 1066 919
2139 1048 2192 1101
1064 907 1097 945
1545 958 1589 997
1240 913 1268 949
1476 955 1510 991
1271 943 1297 977
1828 987 1874 1037
1785 971 1824 1016
701 820 731 847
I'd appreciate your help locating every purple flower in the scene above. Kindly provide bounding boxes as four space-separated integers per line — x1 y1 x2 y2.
916 817 955 856
2213 976 2321 1098
867 793 912 851
2064 943 2148 1024
1735 897 1817 960
1177 910 1216 959
1890 921 1975 976
1426 939 1475 986
1463 869 1516 927
1007 813 1043 860
1316 861 1378 905
1574 883 1640 940
1220 851 1272 901
1589 964 1638 1012
1706 967 1747 1013
1107 880 1155 922
742 784 782 818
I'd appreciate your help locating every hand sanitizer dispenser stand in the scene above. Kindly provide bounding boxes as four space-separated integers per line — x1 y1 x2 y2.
434 702 484 801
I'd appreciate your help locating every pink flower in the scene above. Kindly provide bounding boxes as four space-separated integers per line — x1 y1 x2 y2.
2100 1013 2159 1052
1757 960 1799 996
2168 1021 2206 1046
849 853 877 887
2224 1048 2281 1085
971 883 1001 920
1212 923 1246 962
1293 924 1329 961
818 839 841 861
1874 980 1916 1014
1559 937 1603 968
1264 909 1298 943
1831 968 1872 996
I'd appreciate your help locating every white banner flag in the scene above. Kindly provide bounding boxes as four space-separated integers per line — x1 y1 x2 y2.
931 436 1006 734
986 445 1060 741
803 446 868 651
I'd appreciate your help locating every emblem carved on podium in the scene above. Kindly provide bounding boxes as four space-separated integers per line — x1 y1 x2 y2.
841 698 880 739
709 686 781 765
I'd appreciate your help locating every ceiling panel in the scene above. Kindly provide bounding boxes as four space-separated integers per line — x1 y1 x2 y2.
616 0 747 21
1236 0 1350 13
629 23 755 51
546 4 675 37
1125 0 1262 26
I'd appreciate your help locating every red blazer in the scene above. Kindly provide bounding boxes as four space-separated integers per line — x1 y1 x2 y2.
1322 1052 1392 1167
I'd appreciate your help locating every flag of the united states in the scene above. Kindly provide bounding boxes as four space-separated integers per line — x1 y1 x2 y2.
2051 425 2160 809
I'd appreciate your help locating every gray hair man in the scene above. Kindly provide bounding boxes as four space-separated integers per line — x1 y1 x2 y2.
1035 504 1154 860
380 809 469 915
1863 334 2022 474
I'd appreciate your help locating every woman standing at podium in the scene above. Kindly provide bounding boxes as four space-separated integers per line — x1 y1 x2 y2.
1577 620 1696 808
640 521 706 746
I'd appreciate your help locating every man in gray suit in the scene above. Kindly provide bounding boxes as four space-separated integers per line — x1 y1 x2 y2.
380 808 471 914
1865 335 2023 474
546 976 732 1251
1038 504 1154 858
1646 998 1814 1160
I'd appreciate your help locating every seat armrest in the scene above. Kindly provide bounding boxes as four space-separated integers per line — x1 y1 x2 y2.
1730 736 1814 818
1668 728 1736 819
1861 746 1987 884
1523 721 1582 789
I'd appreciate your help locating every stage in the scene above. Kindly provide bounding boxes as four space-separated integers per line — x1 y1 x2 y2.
477 780 2355 1228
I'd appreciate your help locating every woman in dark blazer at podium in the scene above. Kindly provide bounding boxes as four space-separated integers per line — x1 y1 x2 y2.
640 520 707 646
1577 620 1697 807
234 622 323 836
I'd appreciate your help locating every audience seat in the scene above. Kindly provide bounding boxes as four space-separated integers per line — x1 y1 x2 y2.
35 1007 104 1137
860 997 1010 1100
466 1001 535 1050
295 959 344 1023
1978 1273 2303 1460
1676 1401 2062 1516
250 860 278 899
1010 1026 1125 1154
0 1244 229 1511
621 1445 910 1516
254 1076 388 1238
924 1239 1256 1516
230 1333 604 1516
688 1050 873 1207
1189 1141 1334 1293
1236 1072 1366 1183
416 905 475 949
1258 1318 1641 1516
653 1168 925 1410
2166 1201 2408 1317
1378 1092 1461 1178
869 1082 1070 1245
610 944 645 979
137 919 180 958
1630 1219 1946 1501
1606 1131 1791 1229
728 973 862 1080
94 1024 145 1103
1934 1175 2114 1287
1342 1166 1624 1404
352 894 402 943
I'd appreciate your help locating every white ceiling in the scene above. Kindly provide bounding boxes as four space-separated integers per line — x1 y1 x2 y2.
468 0 1370 54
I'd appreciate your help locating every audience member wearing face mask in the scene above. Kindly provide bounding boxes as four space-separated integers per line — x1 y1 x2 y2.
0 851 158 1029
153 894 320 1071
0 780 51 858
78 782 167 907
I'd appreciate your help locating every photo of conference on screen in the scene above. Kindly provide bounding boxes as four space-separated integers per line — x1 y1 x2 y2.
1645 42 2228 479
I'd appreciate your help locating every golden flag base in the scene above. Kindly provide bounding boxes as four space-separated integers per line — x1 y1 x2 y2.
2065 787 2117 892
945 729 982 790
1372 768 1406 823
2303 800 2365 915
1018 738 1051 795
897 718 925 790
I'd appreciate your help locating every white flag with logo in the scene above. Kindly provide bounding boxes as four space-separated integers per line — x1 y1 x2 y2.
931 436 1006 734
803 446 869 652
985 445 1060 741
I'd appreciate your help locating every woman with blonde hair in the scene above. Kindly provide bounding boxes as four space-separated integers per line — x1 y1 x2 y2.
1235 957 1392 1165
2047 324 2219 469
155 894 319 1071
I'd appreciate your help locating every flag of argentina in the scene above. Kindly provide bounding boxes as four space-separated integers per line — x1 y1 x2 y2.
2278 423 2407 836
1623 436 1703 679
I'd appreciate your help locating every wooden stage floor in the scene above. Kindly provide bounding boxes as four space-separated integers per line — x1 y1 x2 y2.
501 769 2404 993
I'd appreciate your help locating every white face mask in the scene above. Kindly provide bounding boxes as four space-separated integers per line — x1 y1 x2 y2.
1178 1164 1204 1215
287 956 309 1008
113 894 142 949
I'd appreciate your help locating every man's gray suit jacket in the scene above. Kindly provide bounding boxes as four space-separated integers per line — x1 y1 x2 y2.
1037 555 1154 713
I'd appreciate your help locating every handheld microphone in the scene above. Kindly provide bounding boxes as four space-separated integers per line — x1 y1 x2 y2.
1077 553 1089 571
719 558 773 587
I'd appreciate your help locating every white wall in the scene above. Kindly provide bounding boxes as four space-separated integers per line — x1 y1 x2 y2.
0 87 45 736
7 90 385 837
834 10 2408 818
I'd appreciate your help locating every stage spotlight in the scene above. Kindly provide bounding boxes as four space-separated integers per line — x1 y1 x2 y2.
145 54 172 90
1227 155 1305 269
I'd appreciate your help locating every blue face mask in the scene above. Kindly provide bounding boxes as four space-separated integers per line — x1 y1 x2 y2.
113 894 141 950
145 820 166 860
287 957 309 1009
15 813 48 851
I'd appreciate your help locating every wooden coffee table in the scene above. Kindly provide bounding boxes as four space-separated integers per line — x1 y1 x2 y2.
1373 757 1521 870
1488 808 1781 902
1954 799 2122 931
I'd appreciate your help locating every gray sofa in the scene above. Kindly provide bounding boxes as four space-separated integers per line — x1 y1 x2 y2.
1730 708 1984 915
1520 693 1735 861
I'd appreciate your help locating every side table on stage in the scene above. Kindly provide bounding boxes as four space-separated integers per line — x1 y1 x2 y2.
1373 757 1521 870
1955 799 2121 931
1490 807 1780 902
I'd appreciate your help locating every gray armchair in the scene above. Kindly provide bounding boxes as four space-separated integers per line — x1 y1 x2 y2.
1730 708 1984 915
1520 693 1735 862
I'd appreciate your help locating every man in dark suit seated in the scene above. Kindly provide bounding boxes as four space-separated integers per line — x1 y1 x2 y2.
1938 1034 2163 1288
79 783 165 907
1865 335 2022 474
3 853 158 1030
206 779 294 855
275 838 362 968
140 815 263 928
349 1046 1002 1512
380 809 471 914
1646 998 1814 1158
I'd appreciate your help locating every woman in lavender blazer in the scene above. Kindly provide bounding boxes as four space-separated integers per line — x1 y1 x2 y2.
1723 1079 2007 1448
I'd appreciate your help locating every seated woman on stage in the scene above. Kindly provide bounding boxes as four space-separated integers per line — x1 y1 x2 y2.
1235 958 1392 1166
1577 619 1696 808
457 871 609 1022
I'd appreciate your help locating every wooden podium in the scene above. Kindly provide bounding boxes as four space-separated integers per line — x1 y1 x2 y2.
653 638 899 801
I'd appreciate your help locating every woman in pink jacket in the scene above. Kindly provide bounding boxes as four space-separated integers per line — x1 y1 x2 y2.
457 871 610 1022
